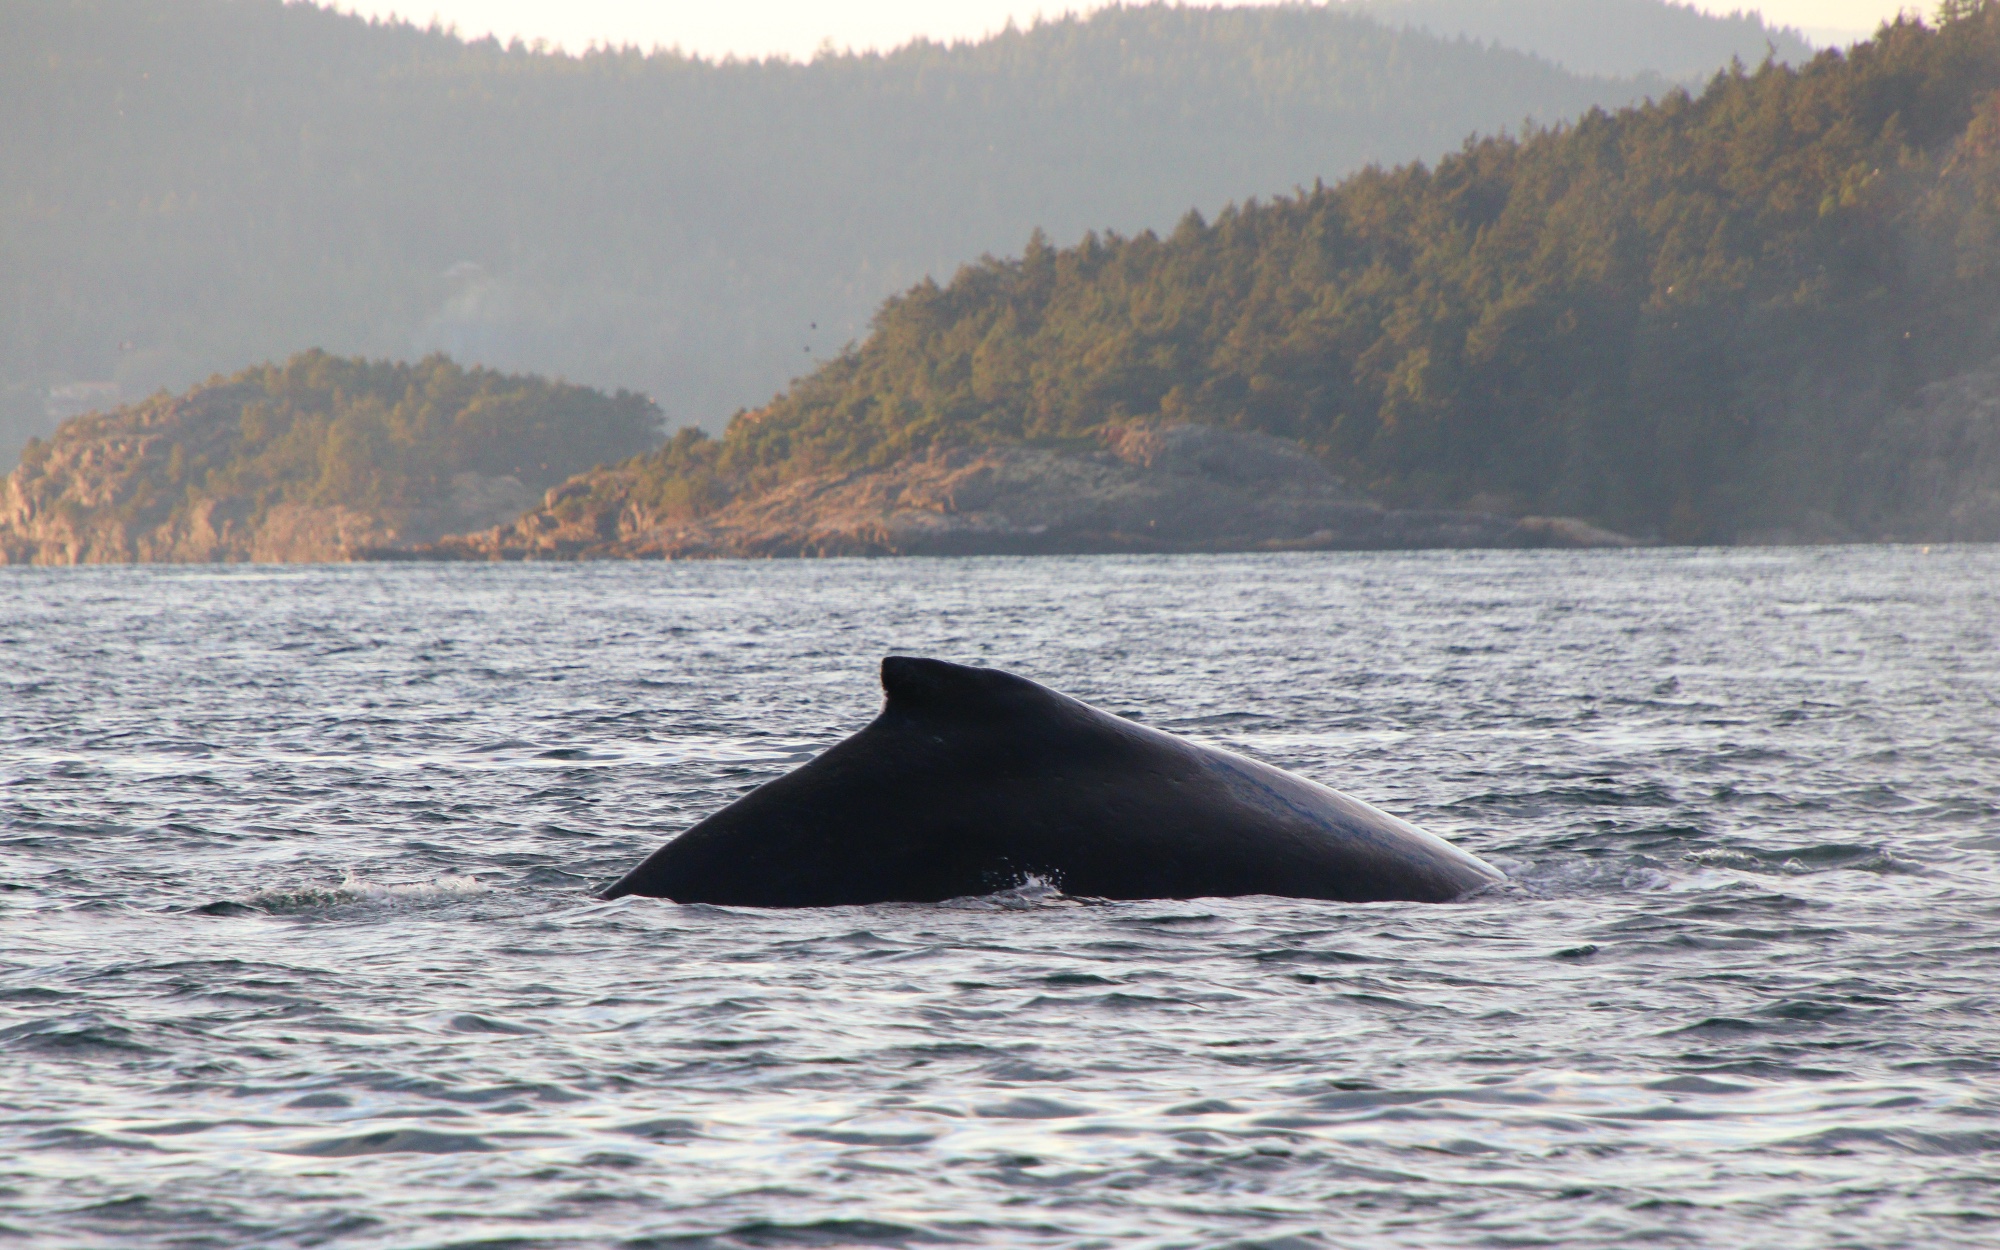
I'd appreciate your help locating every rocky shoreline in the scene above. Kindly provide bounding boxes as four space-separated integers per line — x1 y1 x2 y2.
371 424 1638 561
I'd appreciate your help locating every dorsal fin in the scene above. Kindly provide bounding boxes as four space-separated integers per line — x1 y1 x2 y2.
880 656 1040 714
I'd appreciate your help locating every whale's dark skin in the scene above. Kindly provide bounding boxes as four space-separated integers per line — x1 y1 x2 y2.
600 657 1503 906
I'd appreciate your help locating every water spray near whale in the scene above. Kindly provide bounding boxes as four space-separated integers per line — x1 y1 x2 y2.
601 656 1502 906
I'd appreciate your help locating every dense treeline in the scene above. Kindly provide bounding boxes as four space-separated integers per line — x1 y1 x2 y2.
3 0 1802 461
620 5 2000 542
123 352 661 518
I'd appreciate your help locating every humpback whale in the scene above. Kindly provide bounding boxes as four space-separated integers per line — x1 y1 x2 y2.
601 657 1502 906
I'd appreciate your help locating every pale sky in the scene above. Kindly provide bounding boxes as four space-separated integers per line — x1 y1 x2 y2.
332 1 1921 61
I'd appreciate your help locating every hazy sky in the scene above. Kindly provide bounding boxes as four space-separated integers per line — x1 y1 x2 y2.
333 1 1919 61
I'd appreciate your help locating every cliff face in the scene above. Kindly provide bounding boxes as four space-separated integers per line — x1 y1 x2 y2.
0 386 534 565
393 424 1635 561
1853 362 2000 543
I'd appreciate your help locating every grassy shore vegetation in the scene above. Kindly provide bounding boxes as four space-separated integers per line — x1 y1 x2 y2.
601 3 2000 542
15 351 659 531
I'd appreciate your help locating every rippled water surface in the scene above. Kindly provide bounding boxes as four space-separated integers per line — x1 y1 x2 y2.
3 549 1998 1248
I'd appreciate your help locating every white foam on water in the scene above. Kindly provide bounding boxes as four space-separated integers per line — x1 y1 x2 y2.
239 869 489 912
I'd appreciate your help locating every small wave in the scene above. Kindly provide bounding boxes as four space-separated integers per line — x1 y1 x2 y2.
26 1127 165 1153
617 1117 703 1141
941 874 1084 909
1252 947 1375 966
1780 1126 2000 1157
973 1095 1096 1119
792 1127 940 1146
1498 856 1675 897
664 1219 946 1248
1684 847 1791 872
284 1128 495 1157
1040 971 1118 985
1682 843 1927 876
0 1014 159 1056
444 1012 538 1036
203 870 488 915
1446 779 1680 816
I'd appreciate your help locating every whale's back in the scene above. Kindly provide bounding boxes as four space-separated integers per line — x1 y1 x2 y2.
599 656 1502 906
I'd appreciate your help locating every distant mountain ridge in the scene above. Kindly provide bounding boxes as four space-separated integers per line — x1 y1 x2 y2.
1342 0 1816 79
4 0 1820 465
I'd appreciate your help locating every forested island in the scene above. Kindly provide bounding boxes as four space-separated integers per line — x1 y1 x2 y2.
0 353 656 563
430 3 2000 553
4 0 1808 463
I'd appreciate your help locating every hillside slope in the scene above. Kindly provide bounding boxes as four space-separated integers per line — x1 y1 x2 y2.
0 353 657 564
6 0 1745 462
530 6 2000 546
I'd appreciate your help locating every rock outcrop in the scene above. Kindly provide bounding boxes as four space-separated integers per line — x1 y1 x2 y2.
0 352 647 565
387 424 1637 561
0 387 379 564
0 408 535 564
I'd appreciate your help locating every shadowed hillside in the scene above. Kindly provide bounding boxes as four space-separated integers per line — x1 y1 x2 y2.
478 5 2000 550
6 0 1754 463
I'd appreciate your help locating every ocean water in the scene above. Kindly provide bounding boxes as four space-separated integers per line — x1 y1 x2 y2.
2 549 1997 1249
